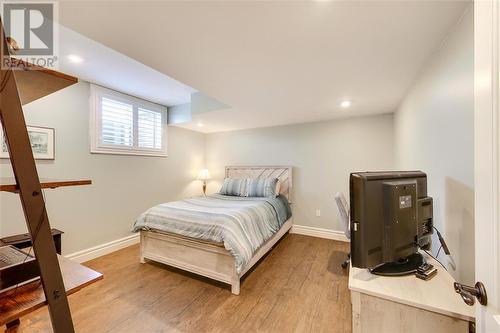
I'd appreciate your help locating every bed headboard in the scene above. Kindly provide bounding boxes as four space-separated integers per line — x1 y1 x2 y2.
225 166 293 203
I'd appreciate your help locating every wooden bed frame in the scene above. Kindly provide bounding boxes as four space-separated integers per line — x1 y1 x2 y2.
139 166 293 295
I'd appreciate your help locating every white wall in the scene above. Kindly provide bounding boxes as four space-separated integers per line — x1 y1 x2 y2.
0 81 206 255
394 8 474 283
205 114 395 232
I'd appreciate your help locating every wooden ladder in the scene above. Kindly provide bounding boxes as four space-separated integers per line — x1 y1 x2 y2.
0 20 75 332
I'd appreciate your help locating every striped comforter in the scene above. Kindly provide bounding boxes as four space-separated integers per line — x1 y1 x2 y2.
132 194 292 273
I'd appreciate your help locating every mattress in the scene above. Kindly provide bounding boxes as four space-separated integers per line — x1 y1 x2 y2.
132 194 292 273
143 229 225 247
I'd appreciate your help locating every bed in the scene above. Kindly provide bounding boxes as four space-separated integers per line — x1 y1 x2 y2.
133 166 293 295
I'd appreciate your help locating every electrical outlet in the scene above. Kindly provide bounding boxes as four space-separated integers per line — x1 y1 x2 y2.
316 209 321 217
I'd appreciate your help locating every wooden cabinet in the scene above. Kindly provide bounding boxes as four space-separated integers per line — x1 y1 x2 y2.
348 254 474 333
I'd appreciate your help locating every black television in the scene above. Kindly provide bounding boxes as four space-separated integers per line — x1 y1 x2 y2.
349 171 433 276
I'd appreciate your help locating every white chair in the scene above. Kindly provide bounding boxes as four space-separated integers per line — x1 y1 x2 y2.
335 192 351 269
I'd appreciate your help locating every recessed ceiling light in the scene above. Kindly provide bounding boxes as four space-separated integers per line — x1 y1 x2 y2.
197 122 203 127
67 54 83 63
340 100 352 108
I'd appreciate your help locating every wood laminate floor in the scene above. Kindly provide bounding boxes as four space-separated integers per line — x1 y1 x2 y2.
6 234 351 333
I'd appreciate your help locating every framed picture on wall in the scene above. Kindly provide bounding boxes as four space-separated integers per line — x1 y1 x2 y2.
1 125 55 160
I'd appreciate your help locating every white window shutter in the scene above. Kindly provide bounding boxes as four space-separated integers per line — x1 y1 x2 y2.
90 84 167 156
138 108 163 149
100 97 134 147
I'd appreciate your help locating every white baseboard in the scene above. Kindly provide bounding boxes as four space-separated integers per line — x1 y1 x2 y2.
65 225 346 263
66 233 140 263
291 224 349 242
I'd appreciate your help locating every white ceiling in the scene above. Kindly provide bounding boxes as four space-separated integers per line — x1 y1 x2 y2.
58 25 196 106
58 1 470 133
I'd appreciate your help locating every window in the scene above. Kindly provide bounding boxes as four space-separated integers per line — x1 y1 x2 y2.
90 85 167 156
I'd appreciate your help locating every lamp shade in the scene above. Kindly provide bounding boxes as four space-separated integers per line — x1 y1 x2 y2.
198 168 211 181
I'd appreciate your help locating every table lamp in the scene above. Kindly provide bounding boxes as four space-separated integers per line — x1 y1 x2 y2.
198 168 211 195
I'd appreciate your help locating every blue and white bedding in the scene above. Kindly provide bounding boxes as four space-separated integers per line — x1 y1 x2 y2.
132 194 292 273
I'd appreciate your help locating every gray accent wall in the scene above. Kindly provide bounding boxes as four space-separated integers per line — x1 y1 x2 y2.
205 115 395 232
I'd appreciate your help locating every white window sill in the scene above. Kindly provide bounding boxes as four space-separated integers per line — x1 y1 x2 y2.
90 148 167 157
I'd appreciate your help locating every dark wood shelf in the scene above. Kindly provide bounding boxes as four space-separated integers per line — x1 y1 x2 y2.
0 229 64 254
7 58 78 105
0 255 103 326
0 178 92 193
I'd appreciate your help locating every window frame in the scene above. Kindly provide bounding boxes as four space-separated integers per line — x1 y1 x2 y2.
90 84 168 157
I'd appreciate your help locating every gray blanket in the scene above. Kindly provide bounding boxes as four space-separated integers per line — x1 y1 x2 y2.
132 194 292 273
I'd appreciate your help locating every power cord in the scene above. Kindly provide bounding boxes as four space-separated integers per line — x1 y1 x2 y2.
433 226 450 255
422 248 447 271
419 225 449 271
435 245 443 259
